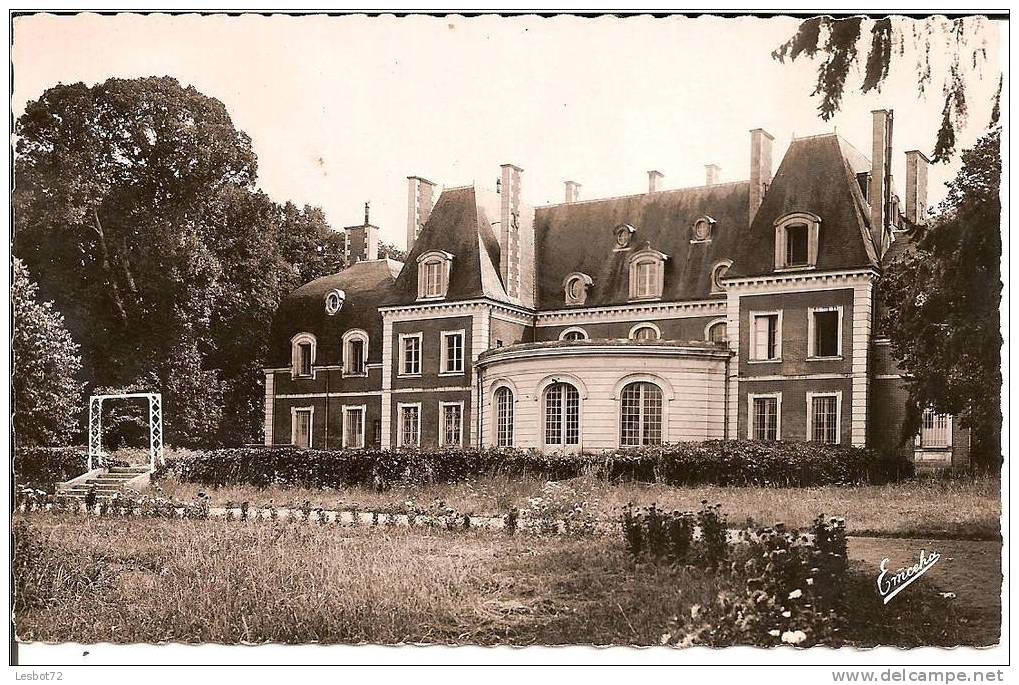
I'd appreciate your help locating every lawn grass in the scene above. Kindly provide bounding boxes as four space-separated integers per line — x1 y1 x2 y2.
14 513 995 647
152 471 1001 540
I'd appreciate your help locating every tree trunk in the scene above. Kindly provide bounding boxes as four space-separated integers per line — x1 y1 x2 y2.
91 208 129 326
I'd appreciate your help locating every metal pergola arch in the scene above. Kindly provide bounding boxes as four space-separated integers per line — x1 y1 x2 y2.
87 392 163 471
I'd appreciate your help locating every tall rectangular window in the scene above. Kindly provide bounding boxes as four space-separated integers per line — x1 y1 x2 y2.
293 408 312 448
343 407 365 448
810 395 839 444
425 261 442 296
495 387 514 447
298 342 313 376
751 313 780 361
785 224 809 266
400 335 421 376
811 309 841 358
919 409 952 448
440 402 463 446
348 339 365 374
635 261 657 298
751 396 778 441
441 331 464 374
399 404 420 447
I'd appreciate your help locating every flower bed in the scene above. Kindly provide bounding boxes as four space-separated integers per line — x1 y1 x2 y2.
156 440 908 490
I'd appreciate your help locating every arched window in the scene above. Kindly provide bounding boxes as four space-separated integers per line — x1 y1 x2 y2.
620 381 663 446
629 323 661 341
291 333 316 378
774 212 821 270
559 327 589 341
416 250 454 299
562 272 593 305
342 329 369 377
628 246 668 301
495 386 514 447
543 382 580 447
706 320 728 344
711 260 732 293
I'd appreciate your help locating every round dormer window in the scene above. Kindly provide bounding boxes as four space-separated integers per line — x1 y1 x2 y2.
325 289 346 315
692 217 713 241
614 224 635 248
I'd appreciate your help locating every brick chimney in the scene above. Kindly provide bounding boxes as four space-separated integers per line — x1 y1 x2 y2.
344 202 379 263
705 164 721 186
749 128 774 223
905 149 930 226
564 180 581 204
499 164 535 307
870 109 894 256
406 175 437 252
648 170 665 193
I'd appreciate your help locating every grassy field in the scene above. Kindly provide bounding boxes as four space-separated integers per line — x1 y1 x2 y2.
14 514 997 647
152 472 1001 540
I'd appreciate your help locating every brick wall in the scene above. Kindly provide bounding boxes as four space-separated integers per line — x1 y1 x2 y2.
490 317 533 349
737 378 853 444
389 389 473 448
272 395 383 449
391 315 474 390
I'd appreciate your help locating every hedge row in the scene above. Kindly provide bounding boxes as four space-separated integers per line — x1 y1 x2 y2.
156 440 912 489
13 446 128 492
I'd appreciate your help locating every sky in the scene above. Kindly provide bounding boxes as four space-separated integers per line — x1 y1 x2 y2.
12 13 1004 249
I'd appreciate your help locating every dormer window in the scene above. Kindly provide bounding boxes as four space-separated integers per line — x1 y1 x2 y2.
710 260 732 293
562 272 593 305
613 223 636 250
417 250 453 300
325 289 346 315
290 332 316 379
690 216 715 243
628 245 668 301
774 212 821 270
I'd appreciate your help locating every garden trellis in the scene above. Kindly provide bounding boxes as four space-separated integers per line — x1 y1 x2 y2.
87 392 164 471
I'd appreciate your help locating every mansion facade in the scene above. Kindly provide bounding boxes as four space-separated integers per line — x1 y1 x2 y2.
264 109 969 467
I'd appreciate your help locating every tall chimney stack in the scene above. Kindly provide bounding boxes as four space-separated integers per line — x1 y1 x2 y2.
705 164 721 186
648 170 665 193
564 180 581 204
904 149 930 226
749 128 774 223
499 164 535 307
870 109 894 256
406 175 437 253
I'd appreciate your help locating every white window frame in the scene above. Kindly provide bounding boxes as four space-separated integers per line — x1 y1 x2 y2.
807 306 844 360
342 404 367 448
774 212 821 271
492 383 516 447
559 326 590 341
290 406 314 448
562 272 594 305
747 392 782 441
629 322 662 341
325 288 346 316
290 332 317 379
398 332 423 377
710 260 733 294
916 408 954 450
690 216 715 244
397 402 422 447
628 248 668 301
341 329 369 377
438 400 465 447
748 310 783 363
416 250 454 300
439 329 466 376
539 379 584 450
618 380 665 447
806 391 842 444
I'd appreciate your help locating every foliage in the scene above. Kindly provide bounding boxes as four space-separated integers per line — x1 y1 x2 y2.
13 258 85 446
773 16 999 160
13 446 129 493
14 77 347 447
156 440 901 491
880 128 1002 468
378 240 408 262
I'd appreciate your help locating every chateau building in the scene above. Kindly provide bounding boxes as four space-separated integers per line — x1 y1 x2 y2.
265 109 969 467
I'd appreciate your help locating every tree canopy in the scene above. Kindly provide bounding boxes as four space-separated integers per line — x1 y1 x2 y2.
14 77 349 446
774 16 1000 161
879 127 1001 467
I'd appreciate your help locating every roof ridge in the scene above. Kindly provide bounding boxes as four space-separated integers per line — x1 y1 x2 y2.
538 179 750 209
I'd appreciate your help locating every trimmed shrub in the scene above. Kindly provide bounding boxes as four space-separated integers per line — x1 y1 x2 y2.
14 446 131 493
156 440 901 490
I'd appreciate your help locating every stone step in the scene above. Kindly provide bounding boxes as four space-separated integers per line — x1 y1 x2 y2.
109 466 151 474
88 477 138 485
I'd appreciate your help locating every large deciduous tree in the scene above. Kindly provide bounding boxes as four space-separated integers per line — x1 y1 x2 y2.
13 258 85 446
14 77 346 447
773 16 1000 161
880 127 1001 468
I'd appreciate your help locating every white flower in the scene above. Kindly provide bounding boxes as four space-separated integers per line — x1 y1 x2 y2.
660 633 672 645
690 604 702 619
788 589 803 599
806 578 814 586
781 630 807 645
939 592 956 599
782 611 791 618
768 630 780 637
